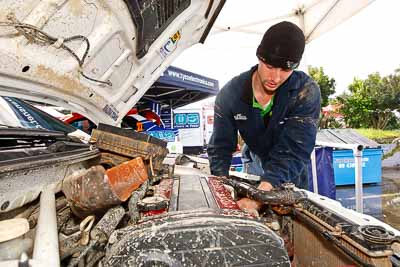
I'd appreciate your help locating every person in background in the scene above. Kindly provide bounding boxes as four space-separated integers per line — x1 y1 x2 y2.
207 21 321 212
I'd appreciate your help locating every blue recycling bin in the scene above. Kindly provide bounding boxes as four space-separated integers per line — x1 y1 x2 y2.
230 153 243 172
332 148 383 186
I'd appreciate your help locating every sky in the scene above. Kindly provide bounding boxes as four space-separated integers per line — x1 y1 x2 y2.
305 0 400 94
173 0 400 104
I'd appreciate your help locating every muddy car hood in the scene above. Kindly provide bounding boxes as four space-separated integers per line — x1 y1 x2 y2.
0 0 225 125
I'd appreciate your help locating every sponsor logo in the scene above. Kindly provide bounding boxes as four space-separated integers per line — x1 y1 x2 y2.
103 104 119 121
174 113 200 128
159 30 181 59
286 60 299 70
234 114 247 120
166 69 215 88
4 97 44 129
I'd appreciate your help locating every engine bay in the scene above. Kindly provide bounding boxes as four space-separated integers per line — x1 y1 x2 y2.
1 125 399 267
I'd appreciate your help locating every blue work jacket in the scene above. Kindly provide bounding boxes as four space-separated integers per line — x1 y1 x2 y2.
207 66 321 189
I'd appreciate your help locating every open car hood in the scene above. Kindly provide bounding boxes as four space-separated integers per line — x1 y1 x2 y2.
0 0 225 125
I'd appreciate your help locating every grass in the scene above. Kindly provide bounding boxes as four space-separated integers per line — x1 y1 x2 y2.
355 128 400 160
356 129 400 159
355 128 400 143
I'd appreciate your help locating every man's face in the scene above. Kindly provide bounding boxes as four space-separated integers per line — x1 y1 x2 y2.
257 59 293 94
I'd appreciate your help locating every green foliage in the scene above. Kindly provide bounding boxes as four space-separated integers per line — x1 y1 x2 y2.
338 69 400 129
308 66 336 107
356 128 400 143
386 116 400 130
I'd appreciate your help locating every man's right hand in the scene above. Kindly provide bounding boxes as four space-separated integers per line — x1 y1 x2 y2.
236 181 273 216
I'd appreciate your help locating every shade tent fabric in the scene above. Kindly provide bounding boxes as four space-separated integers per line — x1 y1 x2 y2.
140 66 219 109
172 0 375 86
211 0 375 43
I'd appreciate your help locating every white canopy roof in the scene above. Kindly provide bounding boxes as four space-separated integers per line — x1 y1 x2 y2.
173 0 375 87
212 0 374 43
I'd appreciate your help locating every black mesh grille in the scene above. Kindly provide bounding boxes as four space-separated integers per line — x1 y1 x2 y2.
124 0 191 58
155 0 189 28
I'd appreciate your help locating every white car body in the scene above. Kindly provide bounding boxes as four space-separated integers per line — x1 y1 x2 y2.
0 0 224 125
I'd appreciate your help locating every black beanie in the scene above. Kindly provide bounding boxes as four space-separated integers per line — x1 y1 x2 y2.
256 21 305 70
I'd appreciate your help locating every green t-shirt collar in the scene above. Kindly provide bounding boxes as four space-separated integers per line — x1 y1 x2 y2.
253 95 274 117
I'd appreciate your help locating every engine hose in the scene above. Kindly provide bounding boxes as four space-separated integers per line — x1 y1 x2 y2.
220 177 307 205
90 206 125 244
128 180 149 223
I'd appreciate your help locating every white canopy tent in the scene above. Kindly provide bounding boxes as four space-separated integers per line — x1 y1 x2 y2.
174 0 375 86
211 0 374 43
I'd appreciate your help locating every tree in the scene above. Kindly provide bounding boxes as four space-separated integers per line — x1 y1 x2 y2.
337 80 373 128
319 98 345 129
338 70 400 129
308 66 336 107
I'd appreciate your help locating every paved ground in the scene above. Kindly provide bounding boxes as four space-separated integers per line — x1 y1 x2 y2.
336 168 400 230
382 152 400 168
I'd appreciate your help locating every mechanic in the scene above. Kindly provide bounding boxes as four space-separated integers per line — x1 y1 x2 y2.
207 21 321 211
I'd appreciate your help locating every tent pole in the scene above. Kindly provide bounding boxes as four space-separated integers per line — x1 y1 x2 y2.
310 148 318 194
354 148 363 213
170 100 174 128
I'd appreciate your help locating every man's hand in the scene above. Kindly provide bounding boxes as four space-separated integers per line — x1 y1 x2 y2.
236 181 273 216
258 181 273 191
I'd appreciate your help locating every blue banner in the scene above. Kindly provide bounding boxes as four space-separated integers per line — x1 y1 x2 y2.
147 130 176 142
158 66 219 94
161 109 172 128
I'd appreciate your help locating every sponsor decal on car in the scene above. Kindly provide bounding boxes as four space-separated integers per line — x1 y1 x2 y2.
159 30 181 59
